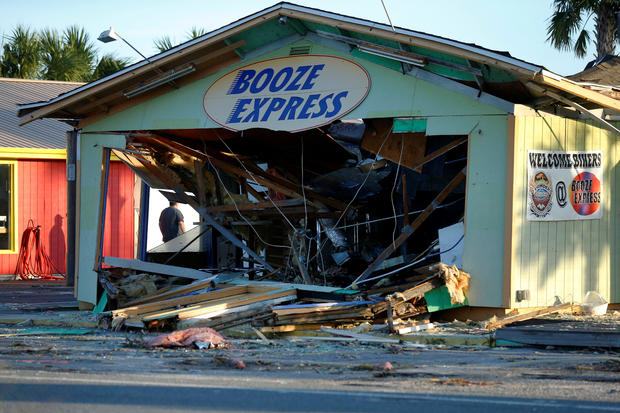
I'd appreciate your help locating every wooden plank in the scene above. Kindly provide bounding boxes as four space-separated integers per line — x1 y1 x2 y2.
137 292 256 320
370 276 442 314
207 198 305 213
409 136 468 171
103 256 214 280
320 326 398 343
259 324 334 333
273 301 373 316
112 285 250 317
177 296 296 330
148 136 347 210
535 73 620 113
176 289 296 320
289 232 311 284
122 279 224 306
494 326 620 348
93 148 111 272
361 125 427 170
352 169 466 285
484 303 572 330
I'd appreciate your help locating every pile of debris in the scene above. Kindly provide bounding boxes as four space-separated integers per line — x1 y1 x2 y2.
98 262 470 335
95 118 475 336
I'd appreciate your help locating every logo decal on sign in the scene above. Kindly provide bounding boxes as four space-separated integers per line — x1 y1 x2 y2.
569 171 601 216
529 171 553 217
203 55 370 132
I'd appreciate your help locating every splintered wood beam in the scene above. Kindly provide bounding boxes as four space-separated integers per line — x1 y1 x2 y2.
289 233 311 284
410 136 468 172
144 156 275 273
148 136 348 210
485 302 572 330
207 198 305 213
94 148 111 272
527 81 620 136
351 169 466 286
104 256 214 280
194 160 208 208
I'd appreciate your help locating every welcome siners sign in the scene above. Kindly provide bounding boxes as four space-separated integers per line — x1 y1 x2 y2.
203 55 370 132
527 150 603 221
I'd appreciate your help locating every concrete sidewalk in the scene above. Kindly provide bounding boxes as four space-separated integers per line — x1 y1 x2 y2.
0 280 98 328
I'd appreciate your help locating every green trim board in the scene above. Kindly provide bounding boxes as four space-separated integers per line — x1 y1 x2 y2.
424 285 468 312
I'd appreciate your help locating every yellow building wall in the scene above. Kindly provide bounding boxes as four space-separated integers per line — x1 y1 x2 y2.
509 114 619 308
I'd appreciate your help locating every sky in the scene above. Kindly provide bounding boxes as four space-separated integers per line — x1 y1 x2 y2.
0 0 599 76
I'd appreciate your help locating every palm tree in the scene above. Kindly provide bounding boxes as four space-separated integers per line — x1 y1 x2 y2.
40 28 75 81
39 26 97 82
0 25 40 79
91 54 130 80
547 0 620 60
64 25 96 80
154 27 206 53
187 26 206 39
154 35 175 53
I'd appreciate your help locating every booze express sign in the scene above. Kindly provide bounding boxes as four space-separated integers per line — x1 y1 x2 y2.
203 55 370 132
527 150 603 221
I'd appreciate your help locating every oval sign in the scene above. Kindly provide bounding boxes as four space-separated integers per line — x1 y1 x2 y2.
203 55 370 132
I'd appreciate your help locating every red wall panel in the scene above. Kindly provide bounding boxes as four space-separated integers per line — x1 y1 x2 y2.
0 160 135 276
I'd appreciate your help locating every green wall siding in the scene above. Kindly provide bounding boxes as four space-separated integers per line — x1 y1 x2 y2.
87 38 506 132
77 133 126 305
511 115 619 307
461 116 509 307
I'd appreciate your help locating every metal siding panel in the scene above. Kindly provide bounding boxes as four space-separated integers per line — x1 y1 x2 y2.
552 115 568 304
608 123 620 302
0 160 67 275
0 80 80 149
511 115 616 308
515 116 529 306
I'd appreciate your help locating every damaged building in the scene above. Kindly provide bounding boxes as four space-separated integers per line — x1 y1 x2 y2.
15 3 620 322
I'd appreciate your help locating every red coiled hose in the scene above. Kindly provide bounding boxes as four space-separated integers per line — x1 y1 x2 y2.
14 220 64 280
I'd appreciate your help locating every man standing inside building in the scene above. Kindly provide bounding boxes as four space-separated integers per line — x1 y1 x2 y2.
159 201 186 242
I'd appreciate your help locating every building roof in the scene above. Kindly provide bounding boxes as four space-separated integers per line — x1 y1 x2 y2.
16 2 620 127
0 78 82 149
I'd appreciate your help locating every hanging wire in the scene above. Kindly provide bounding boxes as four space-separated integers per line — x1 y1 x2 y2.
300 136 308 231
390 136 405 248
332 197 465 231
347 233 464 288
206 152 291 249
215 133 297 231
308 124 395 265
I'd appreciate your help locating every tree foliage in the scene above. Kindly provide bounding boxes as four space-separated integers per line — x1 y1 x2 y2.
547 0 620 60
0 24 128 81
0 25 41 79
154 27 207 52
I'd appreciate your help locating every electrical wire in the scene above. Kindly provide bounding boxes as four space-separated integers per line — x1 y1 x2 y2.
216 134 297 231
309 124 394 264
390 137 404 248
300 136 308 232
206 152 291 250
347 233 464 288
323 196 465 231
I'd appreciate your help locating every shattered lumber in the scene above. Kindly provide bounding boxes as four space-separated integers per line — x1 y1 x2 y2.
485 302 572 330
352 168 466 286
103 256 214 280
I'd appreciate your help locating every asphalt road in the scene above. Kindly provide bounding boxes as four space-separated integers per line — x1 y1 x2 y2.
1 372 620 413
